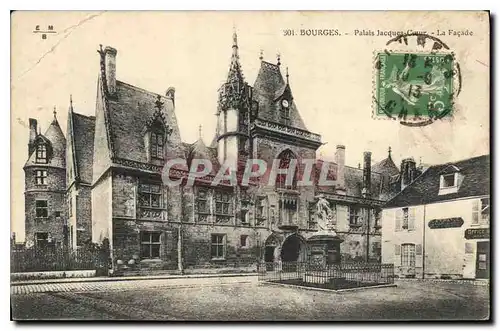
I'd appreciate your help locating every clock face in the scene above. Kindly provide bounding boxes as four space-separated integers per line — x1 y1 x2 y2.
282 99 289 108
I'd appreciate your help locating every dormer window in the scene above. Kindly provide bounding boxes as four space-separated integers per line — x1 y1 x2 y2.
36 144 47 163
438 166 462 195
151 130 164 159
441 174 456 188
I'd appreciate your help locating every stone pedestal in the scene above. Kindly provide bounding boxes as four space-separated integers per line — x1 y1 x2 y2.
307 231 343 267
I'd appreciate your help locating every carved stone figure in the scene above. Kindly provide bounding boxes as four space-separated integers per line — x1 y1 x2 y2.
315 195 334 232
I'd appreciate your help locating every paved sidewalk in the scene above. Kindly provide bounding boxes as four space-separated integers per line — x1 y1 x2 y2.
11 275 258 295
11 272 257 286
396 278 489 286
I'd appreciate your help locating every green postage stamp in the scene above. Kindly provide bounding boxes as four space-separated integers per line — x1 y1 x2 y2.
374 52 455 123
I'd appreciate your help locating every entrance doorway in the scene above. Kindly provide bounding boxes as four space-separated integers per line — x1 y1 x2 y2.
476 241 489 279
264 246 275 263
280 234 305 263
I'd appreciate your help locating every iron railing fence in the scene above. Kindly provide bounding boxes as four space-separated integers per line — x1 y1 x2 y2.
258 262 394 290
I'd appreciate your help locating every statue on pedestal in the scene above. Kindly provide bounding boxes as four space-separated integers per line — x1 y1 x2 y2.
315 194 335 233
309 194 342 265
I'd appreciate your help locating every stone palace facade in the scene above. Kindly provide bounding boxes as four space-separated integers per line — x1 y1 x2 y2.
23 32 419 272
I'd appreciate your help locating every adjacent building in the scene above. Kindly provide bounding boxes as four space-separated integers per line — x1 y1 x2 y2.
381 155 490 279
24 32 415 271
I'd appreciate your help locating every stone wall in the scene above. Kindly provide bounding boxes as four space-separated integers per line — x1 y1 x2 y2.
24 191 66 247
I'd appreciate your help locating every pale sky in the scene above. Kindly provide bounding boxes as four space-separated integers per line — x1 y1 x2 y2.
11 11 490 241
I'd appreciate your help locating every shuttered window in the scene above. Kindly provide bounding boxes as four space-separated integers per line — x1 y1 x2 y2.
408 208 416 231
394 244 401 255
473 198 490 224
472 199 479 224
416 244 422 255
396 208 415 231
395 210 402 232
402 208 409 229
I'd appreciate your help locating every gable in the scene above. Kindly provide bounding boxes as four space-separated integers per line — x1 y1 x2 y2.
252 61 308 130
106 81 183 164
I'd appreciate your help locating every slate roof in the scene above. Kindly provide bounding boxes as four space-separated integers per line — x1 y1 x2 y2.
344 166 387 199
314 161 392 201
372 156 399 176
183 139 221 175
105 80 183 163
25 117 66 169
72 113 95 184
252 61 308 130
384 154 490 208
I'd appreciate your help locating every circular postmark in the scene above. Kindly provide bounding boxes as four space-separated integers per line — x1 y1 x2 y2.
373 33 462 127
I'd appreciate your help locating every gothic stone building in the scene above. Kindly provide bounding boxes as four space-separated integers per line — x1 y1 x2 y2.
24 32 418 271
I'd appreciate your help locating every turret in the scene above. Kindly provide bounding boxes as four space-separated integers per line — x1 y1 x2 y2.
216 30 252 173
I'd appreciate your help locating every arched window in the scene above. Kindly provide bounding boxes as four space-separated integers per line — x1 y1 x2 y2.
36 144 47 163
150 121 165 159
275 149 297 190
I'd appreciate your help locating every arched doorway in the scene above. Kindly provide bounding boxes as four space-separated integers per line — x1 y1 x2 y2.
281 234 306 263
264 234 280 263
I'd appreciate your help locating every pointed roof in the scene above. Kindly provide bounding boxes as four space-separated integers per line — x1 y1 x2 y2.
94 45 184 167
72 112 95 184
226 29 245 87
184 138 220 175
252 60 308 130
102 80 183 163
67 95 79 182
44 108 66 147
217 30 249 113
373 147 399 176
24 109 66 169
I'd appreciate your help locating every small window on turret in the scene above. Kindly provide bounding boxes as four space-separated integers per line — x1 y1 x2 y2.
35 170 47 185
36 144 47 163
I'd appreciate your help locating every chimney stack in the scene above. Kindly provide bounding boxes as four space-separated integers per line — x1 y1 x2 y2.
335 145 346 194
28 118 38 157
104 46 117 96
362 151 372 198
400 157 417 191
166 87 176 106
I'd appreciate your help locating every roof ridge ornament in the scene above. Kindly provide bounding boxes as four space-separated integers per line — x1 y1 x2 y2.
277 52 281 67
259 49 263 61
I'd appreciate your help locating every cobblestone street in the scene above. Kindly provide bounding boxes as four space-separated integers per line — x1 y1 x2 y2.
11 277 490 321
11 275 256 295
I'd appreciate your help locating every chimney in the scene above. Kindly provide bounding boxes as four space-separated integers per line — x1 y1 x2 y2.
28 118 37 157
335 145 346 194
400 157 417 191
104 46 117 95
362 151 371 198
166 87 175 106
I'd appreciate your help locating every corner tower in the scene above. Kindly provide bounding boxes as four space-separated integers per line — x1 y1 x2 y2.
24 109 67 248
